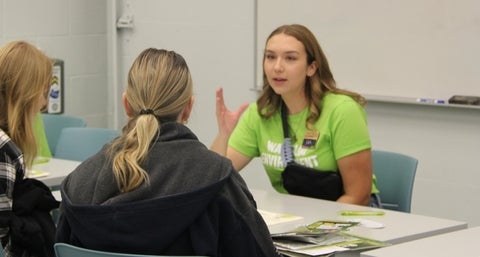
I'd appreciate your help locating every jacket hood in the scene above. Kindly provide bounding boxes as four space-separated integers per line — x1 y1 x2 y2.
60 172 230 253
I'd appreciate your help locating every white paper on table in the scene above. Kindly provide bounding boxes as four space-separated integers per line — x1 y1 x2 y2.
258 209 303 226
27 169 50 178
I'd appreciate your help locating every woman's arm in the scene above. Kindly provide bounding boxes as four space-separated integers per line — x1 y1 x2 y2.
226 147 253 172
336 149 373 205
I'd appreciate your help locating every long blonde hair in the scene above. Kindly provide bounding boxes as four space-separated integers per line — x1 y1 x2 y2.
0 41 52 167
257 24 366 129
109 48 193 192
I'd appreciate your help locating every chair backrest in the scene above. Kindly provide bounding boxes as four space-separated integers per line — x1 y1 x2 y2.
372 150 418 213
54 243 208 257
54 127 120 162
41 114 87 155
0 241 4 257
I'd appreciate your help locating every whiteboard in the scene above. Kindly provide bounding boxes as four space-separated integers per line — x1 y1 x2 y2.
256 0 480 101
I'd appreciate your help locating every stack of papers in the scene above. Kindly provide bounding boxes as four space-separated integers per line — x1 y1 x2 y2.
271 220 389 256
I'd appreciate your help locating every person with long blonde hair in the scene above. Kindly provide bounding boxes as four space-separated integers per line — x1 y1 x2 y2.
56 48 281 257
212 24 381 207
0 41 58 257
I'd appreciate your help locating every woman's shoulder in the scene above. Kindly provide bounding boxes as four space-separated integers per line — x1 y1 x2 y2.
238 102 263 123
245 102 259 114
65 149 110 183
244 102 283 119
323 92 356 103
322 93 362 111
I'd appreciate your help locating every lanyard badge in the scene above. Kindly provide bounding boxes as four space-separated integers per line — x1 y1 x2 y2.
302 130 319 149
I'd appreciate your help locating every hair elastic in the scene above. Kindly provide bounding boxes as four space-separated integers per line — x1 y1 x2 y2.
139 109 154 115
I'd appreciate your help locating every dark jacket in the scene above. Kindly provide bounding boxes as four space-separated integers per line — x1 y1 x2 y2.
55 122 280 257
10 178 59 257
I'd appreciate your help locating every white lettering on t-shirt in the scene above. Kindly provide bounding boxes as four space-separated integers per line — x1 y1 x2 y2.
260 153 284 168
266 140 282 153
262 140 317 169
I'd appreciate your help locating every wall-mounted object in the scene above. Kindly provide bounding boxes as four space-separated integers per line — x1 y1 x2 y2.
117 14 134 29
47 59 64 114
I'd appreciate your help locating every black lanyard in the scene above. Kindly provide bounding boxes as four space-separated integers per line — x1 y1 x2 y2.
280 102 294 165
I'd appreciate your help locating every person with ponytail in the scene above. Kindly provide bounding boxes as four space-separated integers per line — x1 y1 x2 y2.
56 48 281 257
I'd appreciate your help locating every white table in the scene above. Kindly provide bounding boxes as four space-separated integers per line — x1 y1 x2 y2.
31 158 80 187
360 226 480 257
27 163 469 256
252 189 467 256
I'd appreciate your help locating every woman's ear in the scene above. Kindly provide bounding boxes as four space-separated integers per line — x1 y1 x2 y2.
307 61 318 77
180 96 195 123
122 92 133 117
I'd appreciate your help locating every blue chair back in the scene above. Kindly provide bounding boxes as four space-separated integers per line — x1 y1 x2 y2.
54 127 120 162
41 114 87 155
0 242 4 257
372 150 418 213
54 243 208 257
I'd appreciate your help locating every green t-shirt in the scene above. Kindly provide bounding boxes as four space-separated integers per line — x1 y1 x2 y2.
229 93 379 194
34 113 52 158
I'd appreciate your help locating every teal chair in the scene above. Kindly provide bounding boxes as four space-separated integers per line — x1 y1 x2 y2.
372 150 418 213
54 243 209 257
51 127 120 223
54 127 120 162
41 114 87 155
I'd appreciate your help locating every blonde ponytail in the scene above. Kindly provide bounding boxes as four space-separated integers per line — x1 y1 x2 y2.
108 49 192 192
